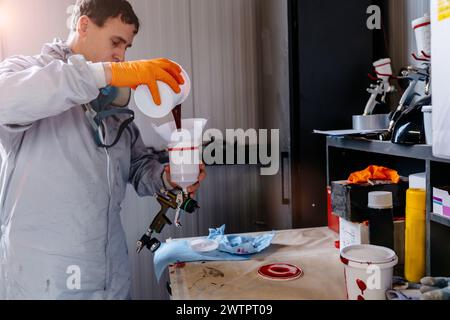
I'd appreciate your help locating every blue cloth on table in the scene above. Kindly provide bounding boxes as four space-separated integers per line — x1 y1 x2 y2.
208 225 275 255
153 240 249 280
153 225 275 281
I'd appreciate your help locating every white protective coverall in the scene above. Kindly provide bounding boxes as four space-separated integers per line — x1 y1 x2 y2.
0 39 166 299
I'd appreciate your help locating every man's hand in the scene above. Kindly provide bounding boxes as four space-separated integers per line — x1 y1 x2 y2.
164 164 207 198
104 58 185 105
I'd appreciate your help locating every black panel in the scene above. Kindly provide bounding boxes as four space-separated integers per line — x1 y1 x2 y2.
430 222 450 276
289 0 378 227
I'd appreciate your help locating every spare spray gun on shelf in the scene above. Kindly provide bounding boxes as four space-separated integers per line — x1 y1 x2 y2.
136 189 199 253
378 55 431 143
378 13 432 144
363 59 396 116
352 58 396 132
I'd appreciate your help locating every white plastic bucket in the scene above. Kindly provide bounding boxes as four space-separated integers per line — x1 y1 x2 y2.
340 245 398 300
134 64 191 119
373 58 393 83
412 15 431 58
422 106 432 145
152 119 207 191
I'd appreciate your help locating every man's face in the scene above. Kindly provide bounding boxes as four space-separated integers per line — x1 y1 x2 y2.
79 15 136 63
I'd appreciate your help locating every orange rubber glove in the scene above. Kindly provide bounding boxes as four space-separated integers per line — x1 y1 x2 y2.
348 165 401 184
110 58 184 105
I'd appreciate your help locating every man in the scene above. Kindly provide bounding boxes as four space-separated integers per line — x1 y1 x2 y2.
0 0 205 299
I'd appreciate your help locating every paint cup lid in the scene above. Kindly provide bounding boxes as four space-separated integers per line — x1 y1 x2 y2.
190 239 219 252
368 191 393 209
341 244 398 265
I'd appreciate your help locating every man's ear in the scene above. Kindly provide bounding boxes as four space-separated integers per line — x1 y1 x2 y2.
77 15 90 37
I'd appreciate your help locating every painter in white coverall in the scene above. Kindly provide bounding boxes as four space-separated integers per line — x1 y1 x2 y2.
0 39 168 299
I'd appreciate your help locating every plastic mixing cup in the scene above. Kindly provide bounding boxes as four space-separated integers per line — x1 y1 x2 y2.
152 119 208 192
373 58 393 83
412 15 431 58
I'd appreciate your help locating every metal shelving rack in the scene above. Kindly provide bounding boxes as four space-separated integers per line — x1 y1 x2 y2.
326 136 450 276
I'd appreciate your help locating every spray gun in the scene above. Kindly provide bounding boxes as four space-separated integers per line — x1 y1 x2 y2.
363 58 396 116
377 13 432 142
363 79 396 116
136 189 199 253
379 62 430 141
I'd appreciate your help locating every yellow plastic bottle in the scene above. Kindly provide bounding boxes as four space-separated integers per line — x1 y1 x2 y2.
404 188 426 283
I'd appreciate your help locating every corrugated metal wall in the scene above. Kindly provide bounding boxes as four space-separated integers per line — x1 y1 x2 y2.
121 0 263 300
256 0 292 230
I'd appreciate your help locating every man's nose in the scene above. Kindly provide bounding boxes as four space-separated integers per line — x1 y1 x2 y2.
113 50 126 62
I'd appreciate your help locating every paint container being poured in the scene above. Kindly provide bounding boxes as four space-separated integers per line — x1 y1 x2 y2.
134 63 191 119
152 118 208 192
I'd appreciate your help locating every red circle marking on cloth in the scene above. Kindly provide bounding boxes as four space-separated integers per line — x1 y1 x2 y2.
258 263 303 281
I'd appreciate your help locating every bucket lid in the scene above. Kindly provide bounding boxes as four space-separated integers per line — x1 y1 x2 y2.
341 244 398 265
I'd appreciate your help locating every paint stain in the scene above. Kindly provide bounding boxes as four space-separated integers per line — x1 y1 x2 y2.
356 279 367 295
188 267 225 290
175 262 186 269
205 267 224 278
45 279 51 293
356 279 367 300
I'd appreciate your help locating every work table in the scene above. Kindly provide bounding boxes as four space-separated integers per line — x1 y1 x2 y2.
168 227 346 300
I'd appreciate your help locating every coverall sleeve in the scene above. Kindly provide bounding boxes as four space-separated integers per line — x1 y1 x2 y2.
0 54 100 126
128 122 167 197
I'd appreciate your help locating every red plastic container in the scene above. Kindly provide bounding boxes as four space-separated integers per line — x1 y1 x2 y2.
327 186 340 234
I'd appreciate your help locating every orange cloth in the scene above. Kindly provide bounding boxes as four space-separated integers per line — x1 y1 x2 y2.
347 165 400 184
111 58 184 105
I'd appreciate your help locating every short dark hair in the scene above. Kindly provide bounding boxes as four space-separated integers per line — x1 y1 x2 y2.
71 0 140 34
